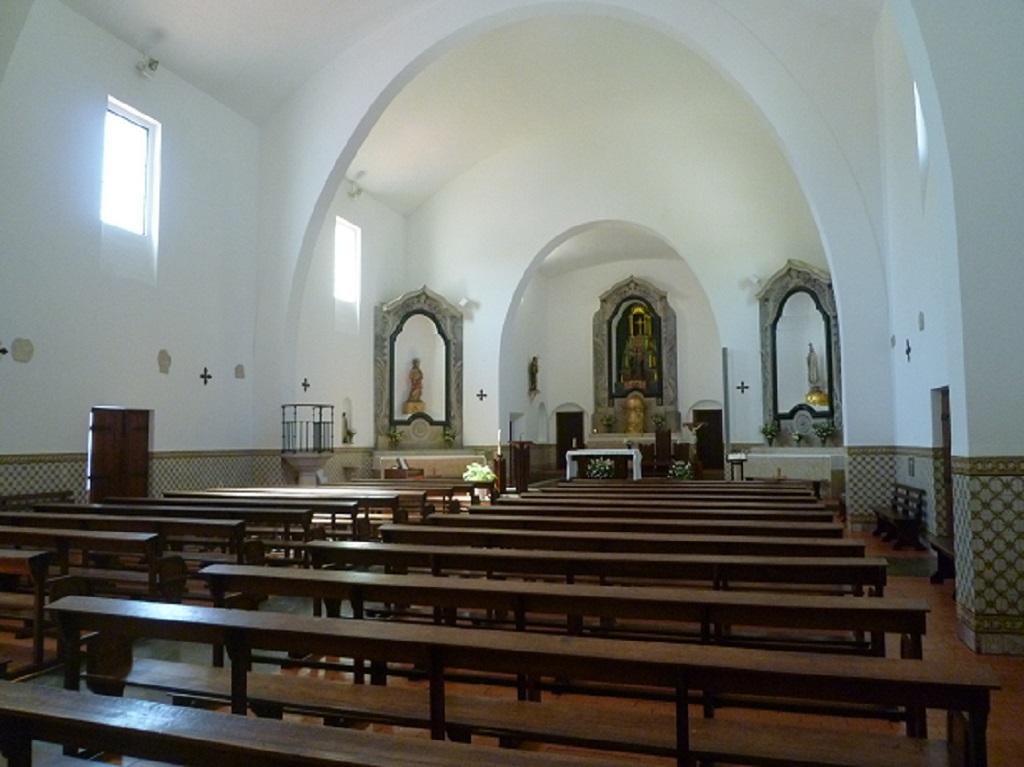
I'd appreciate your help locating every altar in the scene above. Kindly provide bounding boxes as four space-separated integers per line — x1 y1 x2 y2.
742 449 845 497
565 448 643 480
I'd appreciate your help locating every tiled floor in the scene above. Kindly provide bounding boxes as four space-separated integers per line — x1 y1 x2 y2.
2 531 1022 766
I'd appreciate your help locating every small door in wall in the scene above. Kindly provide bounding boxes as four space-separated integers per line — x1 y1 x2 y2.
88 407 151 502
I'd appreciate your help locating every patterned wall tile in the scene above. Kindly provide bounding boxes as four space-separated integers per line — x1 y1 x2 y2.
0 453 88 502
845 447 896 528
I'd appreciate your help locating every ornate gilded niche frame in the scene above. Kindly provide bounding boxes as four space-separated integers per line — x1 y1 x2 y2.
593 276 679 429
374 287 463 444
758 260 842 431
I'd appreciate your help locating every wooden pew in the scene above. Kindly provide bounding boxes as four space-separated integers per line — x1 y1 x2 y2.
0 510 246 567
0 549 50 669
0 526 181 601
473 502 837 523
36 502 316 562
200 563 928 657
305 540 888 595
0 680 625 767
0 490 73 510
48 595 998 766
537 484 822 502
378 523 866 558
496 493 829 511
426 511 846 538
552 478 817 496
341 478 474 513
173 487 414 525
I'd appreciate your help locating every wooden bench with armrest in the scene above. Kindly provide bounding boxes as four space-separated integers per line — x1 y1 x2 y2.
378 522 866 558
199 563 928 658
0 549 50 669
0 680 626 767
305 540 889 596
872 484 927 551
48 595 999 767
427 511 846 538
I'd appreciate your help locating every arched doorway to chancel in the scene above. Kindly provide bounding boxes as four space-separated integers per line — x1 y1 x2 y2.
593 276 680 434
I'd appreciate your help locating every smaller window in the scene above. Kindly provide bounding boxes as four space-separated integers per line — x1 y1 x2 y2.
334 217 361 304
102 97 160 236
913 82 928 177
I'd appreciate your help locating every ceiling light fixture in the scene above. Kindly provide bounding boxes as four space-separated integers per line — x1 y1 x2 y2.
136 55 159 78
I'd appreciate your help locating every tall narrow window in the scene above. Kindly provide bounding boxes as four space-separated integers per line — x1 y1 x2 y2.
334 216 361 304
102 97 160 237
913 82 929 182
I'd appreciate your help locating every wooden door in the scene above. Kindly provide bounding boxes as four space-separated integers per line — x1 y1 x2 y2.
939 388 954 539
88 407 151 502
555 411 585 470
693 408 724 475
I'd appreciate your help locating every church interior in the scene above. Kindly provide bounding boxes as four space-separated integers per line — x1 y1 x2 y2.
2 1 1024 764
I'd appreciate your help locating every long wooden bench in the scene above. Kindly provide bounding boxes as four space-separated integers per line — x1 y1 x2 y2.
305 540 888 595
0 680 625 767
0 549 50 669
48 595 999 766
498 493 828 511
0 526 185 601
427 511 846 538
0 511 247 567
872 484 927 551
0 490 73 510
378 523 866 558
534 486 823 504
173 487 414 525
551 478 818 496
474 502 837 523
36 502 317 563
200 563 927 657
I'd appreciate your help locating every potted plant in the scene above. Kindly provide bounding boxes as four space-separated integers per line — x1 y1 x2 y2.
652 413 667 431
462 462 496 483
667 460 693 480
812 420 837 445
760 420 779 446
585 457 614 479
343 427 356 444
793 432 805 446
385 426 402 448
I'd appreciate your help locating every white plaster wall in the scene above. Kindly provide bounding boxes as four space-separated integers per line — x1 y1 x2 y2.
295 187 406 447
908 0 1024 456
0 0 260 453
876 7 955 449
259 0 895 452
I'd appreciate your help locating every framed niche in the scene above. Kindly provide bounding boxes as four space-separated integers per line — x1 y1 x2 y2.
758 260 842 433
374 286 463 446
592 276 679 431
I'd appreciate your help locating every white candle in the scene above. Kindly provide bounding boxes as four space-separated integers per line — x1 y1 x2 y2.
497 429 502 455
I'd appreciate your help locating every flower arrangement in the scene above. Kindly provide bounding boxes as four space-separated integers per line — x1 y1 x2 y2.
667 460 693 480
793 432 805 446
812 420 837 444
462 462 496 482
585 457 615 479
651 413 667 431
343 427 356 444
442 426 457 448
760 420 779 445
600 414 615 432
385 427 402 448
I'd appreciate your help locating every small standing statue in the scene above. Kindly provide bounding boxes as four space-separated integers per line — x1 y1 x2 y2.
403 358 426 414
805 342 829 406
528 356 539 398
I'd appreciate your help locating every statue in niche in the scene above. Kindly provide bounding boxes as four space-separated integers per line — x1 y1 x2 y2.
528 356 539 398
618 303 660 395
805 342 829 406
403 358 426 414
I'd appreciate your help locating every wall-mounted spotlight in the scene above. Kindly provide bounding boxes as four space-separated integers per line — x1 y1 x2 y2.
136 55 159 79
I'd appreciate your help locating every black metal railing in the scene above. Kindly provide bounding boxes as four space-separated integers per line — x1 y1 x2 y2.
281 404 334 453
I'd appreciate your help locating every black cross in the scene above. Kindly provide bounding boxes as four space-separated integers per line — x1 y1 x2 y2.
301 378 310 392
736 381 750 394
905 339 912 362
476 389 488 401
200 367 212 385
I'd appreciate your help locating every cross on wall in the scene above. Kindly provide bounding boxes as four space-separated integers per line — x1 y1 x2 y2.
736 381 750 394
476 389 488 401
200 367 212 385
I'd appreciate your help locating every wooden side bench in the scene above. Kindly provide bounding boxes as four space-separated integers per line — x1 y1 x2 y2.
872 484 927 550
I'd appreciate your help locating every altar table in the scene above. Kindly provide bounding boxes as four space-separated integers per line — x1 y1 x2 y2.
565 448 643 480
